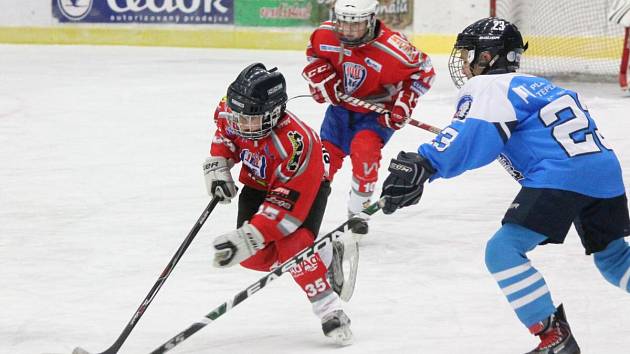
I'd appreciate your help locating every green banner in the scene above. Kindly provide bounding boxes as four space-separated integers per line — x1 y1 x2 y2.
236 0 317 27
235 0 414 29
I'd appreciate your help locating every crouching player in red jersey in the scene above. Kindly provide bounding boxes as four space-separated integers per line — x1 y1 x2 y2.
302 0 435 237
203 63 352 345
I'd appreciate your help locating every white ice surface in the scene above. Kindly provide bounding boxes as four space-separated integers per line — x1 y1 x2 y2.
1 45 629 354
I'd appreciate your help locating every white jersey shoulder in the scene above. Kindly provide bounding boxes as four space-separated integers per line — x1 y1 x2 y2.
455 73 531 124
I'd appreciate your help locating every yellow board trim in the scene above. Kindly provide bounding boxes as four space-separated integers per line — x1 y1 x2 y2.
522 35 623 60
0 26 312 50
0 26 456 54
0 27 623 59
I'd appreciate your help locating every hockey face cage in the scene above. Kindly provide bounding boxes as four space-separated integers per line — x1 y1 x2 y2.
225 106 283 140
448 47 475 89
333 2 377 46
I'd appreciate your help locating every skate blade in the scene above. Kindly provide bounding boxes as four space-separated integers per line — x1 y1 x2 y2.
339 238 359 302
351 231 364 243
327 325 353 346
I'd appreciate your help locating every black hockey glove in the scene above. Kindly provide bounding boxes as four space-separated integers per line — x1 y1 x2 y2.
380 151 435 215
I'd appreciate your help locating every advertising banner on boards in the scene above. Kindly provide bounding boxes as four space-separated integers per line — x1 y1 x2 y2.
235 0 315 27
52 0 234 25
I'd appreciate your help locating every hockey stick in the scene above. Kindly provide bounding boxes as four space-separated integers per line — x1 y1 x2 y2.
73 198 222 354
148 199 384 354
337 93 442 134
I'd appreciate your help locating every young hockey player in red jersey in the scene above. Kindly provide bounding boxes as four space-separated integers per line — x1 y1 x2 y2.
203 63 352 345
302 0 435 236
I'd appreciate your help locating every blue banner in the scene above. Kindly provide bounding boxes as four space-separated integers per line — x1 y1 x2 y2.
52 0 234 24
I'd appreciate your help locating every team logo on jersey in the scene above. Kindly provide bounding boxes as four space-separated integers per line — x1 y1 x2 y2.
342 62 367 95
286 131 304 172
240 149 267 179
453 95 473 120
57 0 93 21
387 34 419 62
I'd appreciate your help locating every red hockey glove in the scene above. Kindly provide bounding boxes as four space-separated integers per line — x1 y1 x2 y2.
378 86 419 130
378 104 409 130
302 59 341 105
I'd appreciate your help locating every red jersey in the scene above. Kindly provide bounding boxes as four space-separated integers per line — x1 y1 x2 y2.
306 20 435 113
210 98 326 242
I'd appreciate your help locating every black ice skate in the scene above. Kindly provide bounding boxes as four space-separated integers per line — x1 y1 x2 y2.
321 309 353 346
526 304 580 354
348 212 369 239
348 217 368 234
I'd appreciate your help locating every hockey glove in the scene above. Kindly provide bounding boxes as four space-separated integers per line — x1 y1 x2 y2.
203 156 237 204
380 151 435 214
302 59 341 105
213 223 265 267
377 105 409 130
378 88 415 130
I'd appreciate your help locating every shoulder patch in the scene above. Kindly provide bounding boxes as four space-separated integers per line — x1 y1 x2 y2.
386 34 419 62
454 95 473 120
286 131 305 172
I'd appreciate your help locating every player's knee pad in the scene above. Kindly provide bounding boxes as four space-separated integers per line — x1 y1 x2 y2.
323 140 345 181
593 238 630 293
485 224 547 273
349 130 383 193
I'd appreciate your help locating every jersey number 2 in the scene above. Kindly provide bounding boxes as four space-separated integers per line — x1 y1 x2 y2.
539 95 611 157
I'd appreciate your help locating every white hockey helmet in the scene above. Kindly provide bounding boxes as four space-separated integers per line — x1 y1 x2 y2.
333 0 378 46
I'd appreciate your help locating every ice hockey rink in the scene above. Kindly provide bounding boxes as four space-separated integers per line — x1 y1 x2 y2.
1 44 629 354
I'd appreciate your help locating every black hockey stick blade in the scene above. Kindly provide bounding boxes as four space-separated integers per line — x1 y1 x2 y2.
72 198 221 354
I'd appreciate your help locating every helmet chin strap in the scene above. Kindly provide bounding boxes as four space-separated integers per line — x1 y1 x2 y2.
473 54 501 77
481 54 501 75
487 54 500 69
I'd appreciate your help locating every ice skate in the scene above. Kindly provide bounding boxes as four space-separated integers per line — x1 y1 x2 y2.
526 304 580 354
321 309 353 346
347 212 369 242
327 238 359 302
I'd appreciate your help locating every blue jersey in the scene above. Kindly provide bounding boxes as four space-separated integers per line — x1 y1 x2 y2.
418 73 625 198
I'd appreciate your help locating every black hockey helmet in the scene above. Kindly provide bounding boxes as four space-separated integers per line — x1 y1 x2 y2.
226 63 288 140
448 17 528 88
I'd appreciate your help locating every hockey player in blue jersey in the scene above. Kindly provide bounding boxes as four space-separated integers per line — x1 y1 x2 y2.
379 17 630 354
